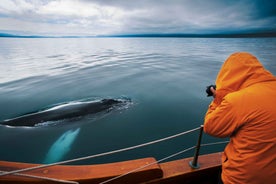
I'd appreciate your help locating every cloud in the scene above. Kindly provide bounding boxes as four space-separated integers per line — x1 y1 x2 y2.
0 0 34 15
37 0 123 19
34 0 126 34
0 0 275 36
0 0 127 35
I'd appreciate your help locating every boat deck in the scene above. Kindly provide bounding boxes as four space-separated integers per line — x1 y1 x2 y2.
0 152 222 184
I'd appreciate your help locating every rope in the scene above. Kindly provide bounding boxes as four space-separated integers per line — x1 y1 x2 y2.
0 125 229 184
99 146 196 184
0 126 201 177
99 140 230 184
0 171 78 184
201 140 229 147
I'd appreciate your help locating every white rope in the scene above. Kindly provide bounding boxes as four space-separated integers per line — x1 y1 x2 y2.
201 140 230 147
0 126 229 184
0 171 78 184
0 126 201 177
99 146 196 184
99 140 229 184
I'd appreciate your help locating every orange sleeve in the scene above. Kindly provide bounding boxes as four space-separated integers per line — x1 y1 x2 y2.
204 97 241 138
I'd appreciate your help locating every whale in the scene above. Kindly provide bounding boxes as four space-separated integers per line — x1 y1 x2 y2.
0 98 130 127
43 128 81 164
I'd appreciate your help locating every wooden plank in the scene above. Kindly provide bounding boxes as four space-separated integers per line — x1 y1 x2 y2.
146 152 222 184
0 157 163 184
0 153 222 184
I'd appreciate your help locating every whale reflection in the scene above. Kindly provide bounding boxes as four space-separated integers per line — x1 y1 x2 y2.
43 128 80 164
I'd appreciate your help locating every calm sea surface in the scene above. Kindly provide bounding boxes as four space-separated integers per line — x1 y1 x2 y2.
0 37 276 164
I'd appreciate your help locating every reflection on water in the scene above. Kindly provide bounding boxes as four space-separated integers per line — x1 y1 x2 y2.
43 128 80 164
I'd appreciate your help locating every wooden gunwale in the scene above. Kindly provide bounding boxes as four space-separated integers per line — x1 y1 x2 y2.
0 152 222 184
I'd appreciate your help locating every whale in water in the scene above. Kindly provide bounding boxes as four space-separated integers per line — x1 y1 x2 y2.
0 98 130 127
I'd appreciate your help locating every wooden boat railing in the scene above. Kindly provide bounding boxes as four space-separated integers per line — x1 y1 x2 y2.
0 125 229 184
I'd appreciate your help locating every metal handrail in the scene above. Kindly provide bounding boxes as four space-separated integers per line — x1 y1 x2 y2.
189 125 204 169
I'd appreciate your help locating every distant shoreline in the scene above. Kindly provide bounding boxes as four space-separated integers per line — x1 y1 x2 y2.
1 32 276 38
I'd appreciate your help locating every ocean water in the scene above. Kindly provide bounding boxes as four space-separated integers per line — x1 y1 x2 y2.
0 37 276 164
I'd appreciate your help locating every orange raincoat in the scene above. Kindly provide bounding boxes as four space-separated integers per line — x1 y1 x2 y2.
204 52 276 184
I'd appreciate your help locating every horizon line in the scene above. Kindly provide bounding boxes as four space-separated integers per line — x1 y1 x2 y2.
1 32 276 38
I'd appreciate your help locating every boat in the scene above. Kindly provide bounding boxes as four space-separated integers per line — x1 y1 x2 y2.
0 126 225 183
0 152 222 184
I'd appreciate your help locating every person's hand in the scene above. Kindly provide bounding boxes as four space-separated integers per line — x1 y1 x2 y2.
210 87 216 98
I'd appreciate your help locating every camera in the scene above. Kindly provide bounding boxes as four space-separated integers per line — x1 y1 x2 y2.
206 85 216 97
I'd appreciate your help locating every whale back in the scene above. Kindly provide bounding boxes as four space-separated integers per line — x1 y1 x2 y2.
0 98 130 127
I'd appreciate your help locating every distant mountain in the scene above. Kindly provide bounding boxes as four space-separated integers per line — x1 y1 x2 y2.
0 33 91 38
0 33 14 37
106 32 276 38
0 33 46 38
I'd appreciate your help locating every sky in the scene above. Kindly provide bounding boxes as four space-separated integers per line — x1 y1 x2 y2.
0 0 275 36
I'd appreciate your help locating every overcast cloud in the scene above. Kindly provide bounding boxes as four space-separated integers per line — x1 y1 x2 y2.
0 0 275 36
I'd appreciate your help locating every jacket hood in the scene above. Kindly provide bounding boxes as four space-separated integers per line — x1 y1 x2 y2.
215 52 276 97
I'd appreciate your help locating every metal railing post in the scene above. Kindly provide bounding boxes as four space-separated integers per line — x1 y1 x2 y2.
189 125 204 169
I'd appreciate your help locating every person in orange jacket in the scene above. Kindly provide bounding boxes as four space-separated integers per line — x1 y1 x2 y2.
204 52 276 184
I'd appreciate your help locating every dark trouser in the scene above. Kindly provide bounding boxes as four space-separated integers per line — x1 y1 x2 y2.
218 168 224 184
